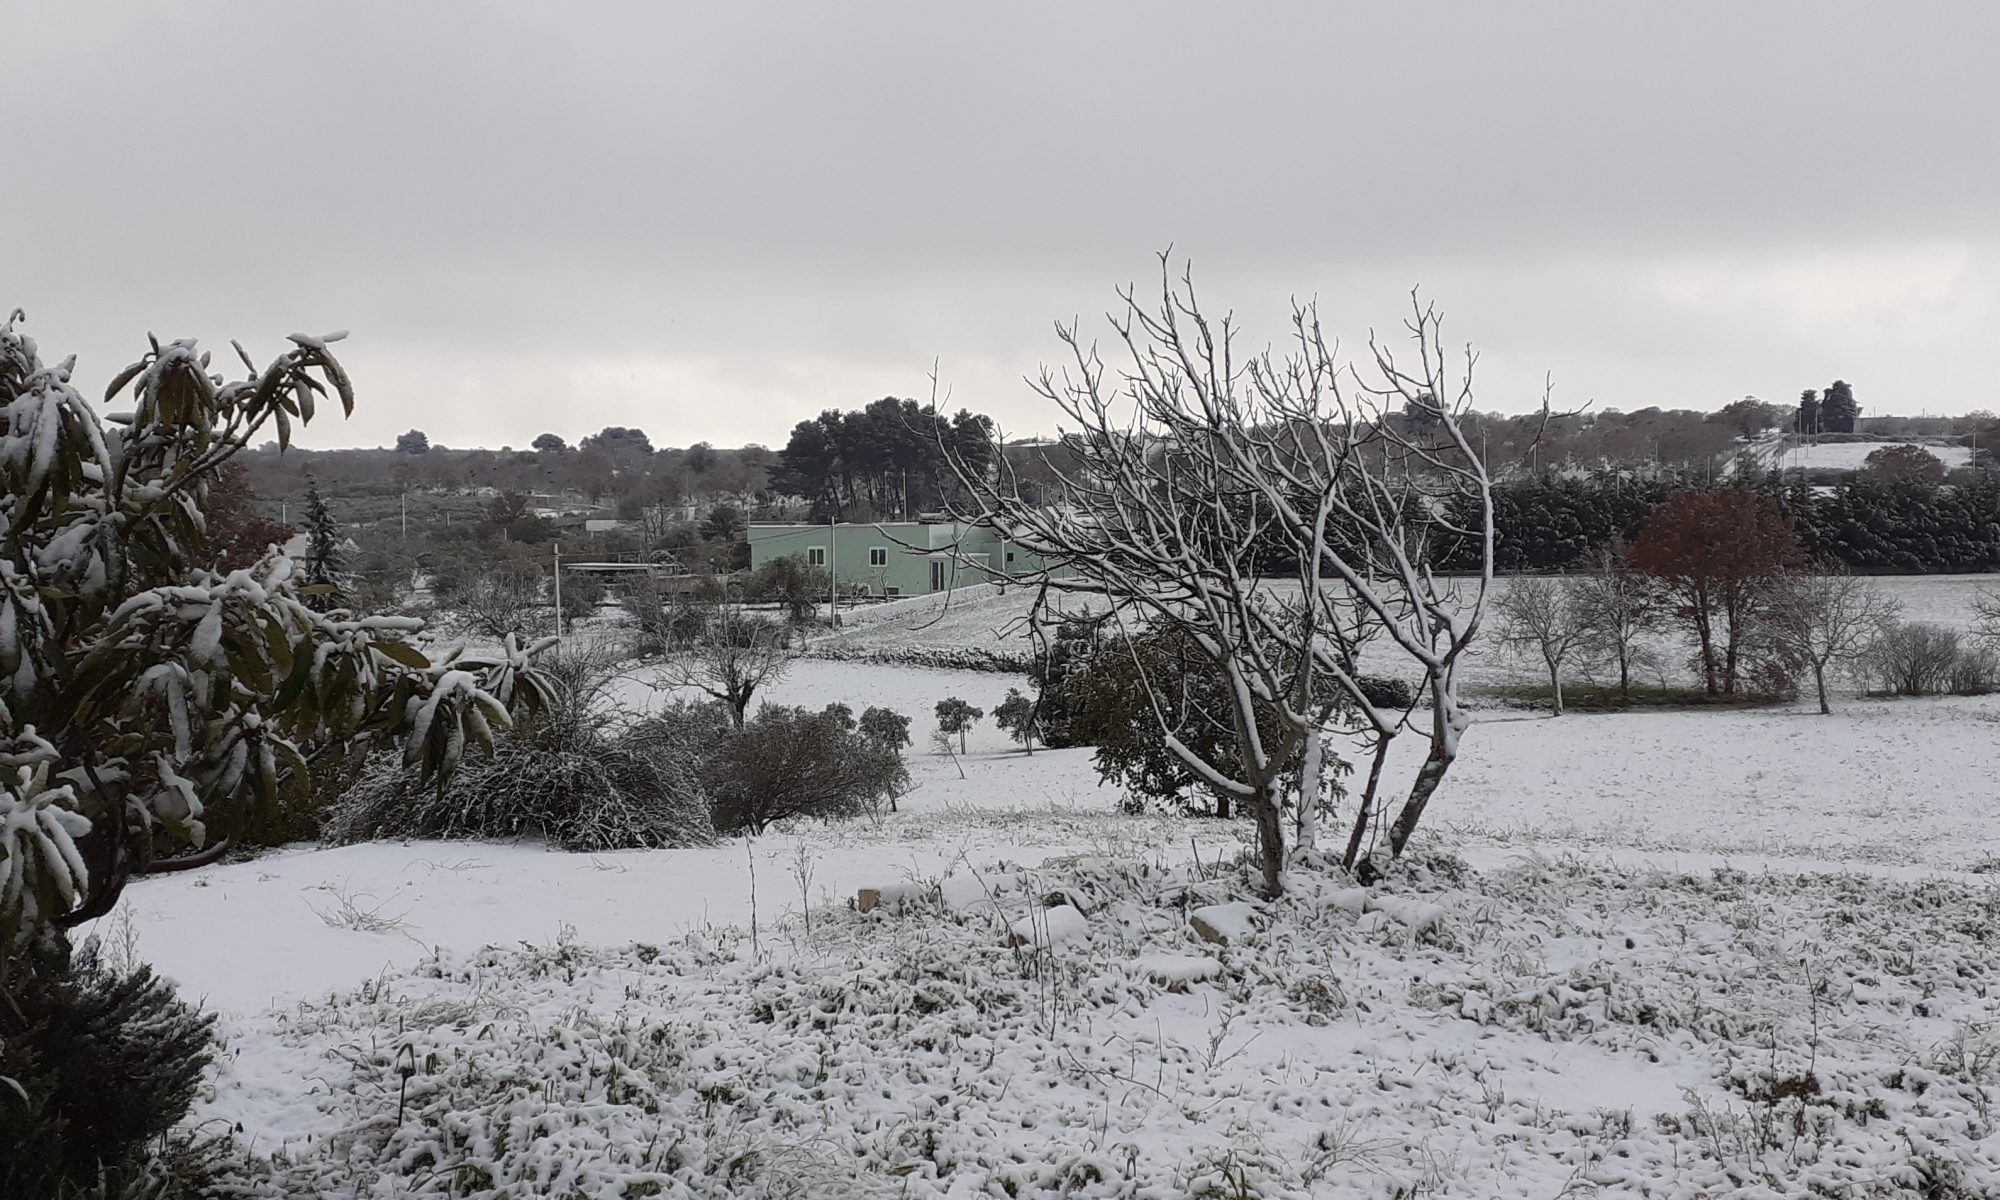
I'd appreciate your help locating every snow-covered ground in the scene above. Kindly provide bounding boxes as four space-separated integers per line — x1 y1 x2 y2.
1753 437 1973 474
91 581 2000 1196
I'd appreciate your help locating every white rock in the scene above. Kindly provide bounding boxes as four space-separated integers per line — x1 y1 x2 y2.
1136 953 1221 991
1007 903 1088 948
1190 901 1259 945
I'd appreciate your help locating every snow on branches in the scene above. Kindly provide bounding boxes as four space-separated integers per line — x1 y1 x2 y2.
0 311 550 961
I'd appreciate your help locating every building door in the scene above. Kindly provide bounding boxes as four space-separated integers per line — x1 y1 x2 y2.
930 560 947 592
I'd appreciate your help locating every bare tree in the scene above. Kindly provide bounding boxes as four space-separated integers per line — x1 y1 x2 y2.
1974 588 2000 644
654 605 791 729
1493 577 1590 715
943 257 1512 893
1571 544 1657 702
446 565 542 640
1764 572 1901 713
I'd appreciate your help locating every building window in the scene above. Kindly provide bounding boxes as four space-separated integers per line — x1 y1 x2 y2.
806 547 826 567
885 586 901 597
869 547 888 567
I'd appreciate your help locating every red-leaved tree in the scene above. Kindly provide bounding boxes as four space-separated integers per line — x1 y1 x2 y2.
1631 489 1804 695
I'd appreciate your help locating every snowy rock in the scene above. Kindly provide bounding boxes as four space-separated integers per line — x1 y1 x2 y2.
1189 901 1258 945
1362 895 1446 934
1326 887 1371 917
1007 903 1088 948
856 882 926 914
1136 953 1221 992
1041 885 1094 915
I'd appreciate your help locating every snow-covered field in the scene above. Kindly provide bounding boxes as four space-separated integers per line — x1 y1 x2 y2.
1754 438 1973 474
95 579 2000 1197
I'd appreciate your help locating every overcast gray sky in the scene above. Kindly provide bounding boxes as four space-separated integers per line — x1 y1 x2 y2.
9 2 1996 450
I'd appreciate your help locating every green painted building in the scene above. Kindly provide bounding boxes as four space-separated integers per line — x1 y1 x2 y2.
747 520 1066 596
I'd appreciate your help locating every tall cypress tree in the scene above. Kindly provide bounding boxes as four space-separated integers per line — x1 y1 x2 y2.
302 477 344 610
1821 380 1859 434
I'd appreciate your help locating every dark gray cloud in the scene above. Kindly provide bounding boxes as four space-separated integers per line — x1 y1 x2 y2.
9 2 1996 448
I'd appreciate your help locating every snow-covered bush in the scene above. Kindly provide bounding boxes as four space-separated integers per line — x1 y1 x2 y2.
802 640 1036 673
1866 620 1997 696
0 312 551 964
329 649 712 851
702 703 909 835
0 939 217 1198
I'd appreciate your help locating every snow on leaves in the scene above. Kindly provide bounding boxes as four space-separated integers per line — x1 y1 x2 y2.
0 310 548 948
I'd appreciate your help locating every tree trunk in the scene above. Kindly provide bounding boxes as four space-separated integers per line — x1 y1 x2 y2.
1617 650 1631 701
1295 724 1322 853
959 729 967 755
1251 784 1283 896
1344 737 1394 870
1387 699 1467 859
1546 658 1564 716
1814 662 1830 715
1694 605 1719 695
1213 791 1232 820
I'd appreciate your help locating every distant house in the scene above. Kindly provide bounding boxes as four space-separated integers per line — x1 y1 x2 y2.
747 519 1068 597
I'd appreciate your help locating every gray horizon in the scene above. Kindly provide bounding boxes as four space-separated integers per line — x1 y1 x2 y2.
9 2 1994 451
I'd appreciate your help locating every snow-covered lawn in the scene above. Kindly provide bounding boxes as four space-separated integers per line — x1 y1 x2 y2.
192 853 2000 1197
803 575 1998 694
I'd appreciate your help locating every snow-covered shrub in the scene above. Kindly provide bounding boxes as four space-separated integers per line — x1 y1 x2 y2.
328 648 711 851
0 940 217 1198
0 313 551 963
702 703 909 835
556 569 605 622
802 641 1036 673
1866 620 1995 696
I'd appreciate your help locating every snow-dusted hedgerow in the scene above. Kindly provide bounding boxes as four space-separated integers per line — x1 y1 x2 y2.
205 855 2000 1198
801 640 1034 673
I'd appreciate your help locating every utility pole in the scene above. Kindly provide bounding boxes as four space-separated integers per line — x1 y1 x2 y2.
401 490 408 541
828 514 838 625
553 541 563 644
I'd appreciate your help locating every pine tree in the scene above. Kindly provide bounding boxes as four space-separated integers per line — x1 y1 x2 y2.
1797 389 1822 437
302 477 344 610
1821 380 1859 434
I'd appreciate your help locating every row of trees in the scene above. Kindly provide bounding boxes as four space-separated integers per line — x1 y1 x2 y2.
768 397 994 521
1438 470 2000 575
1493 488 2000 713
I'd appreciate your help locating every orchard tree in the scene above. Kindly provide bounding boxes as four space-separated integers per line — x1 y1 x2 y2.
656 607 791 730
934 696 983 755
1493 577 1589 715
992 688 1039 754
0 312 551 976
1631 489 1804 695
1763 571 1901 714
943 258 1507 891
1571 544 1657 700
